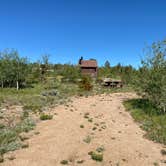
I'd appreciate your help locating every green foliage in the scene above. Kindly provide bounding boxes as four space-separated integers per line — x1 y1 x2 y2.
20 111 29 120
124 99 166 145
60 160 68 165
0 49 29 89
40 113 53 120
98 62 137 85
135 40 166 113
15 118 36 133
54 64 81 83
83 135 91 144
89 151 103 162
80 125 84 128
0 118 35 155
79 76 93 91
77 160 84 164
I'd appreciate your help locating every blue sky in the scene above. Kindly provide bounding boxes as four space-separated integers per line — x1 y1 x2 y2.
0 0 166 67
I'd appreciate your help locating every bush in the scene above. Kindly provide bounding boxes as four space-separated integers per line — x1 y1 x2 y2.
89 151 103 162
60 160 68 165
15 118 36 133
79 76 93 91
40 113 53 120
0 129 21 154
80 125 84 128
136 40 166 113
83 135 91 144
0 117 35 155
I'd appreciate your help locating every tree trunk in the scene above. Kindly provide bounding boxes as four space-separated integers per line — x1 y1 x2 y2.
16 81 19 90
1 80 3 88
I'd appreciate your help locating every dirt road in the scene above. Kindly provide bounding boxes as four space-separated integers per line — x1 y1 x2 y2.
2 93 166 166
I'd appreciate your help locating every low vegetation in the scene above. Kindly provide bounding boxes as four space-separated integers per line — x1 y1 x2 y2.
83 135 91 144
88 151 103 162
161 149 166 155
0 117 35 157
124 99 166 144
80 125 84 128
60 160 68 165
40 113 53 120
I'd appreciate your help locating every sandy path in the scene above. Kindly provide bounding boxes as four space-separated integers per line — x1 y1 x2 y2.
2 93 166 166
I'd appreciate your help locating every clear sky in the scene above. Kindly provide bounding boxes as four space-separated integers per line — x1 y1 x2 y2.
0 0 166 67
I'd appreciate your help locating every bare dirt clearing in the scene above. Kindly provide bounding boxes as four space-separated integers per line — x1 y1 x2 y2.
2 93 166 166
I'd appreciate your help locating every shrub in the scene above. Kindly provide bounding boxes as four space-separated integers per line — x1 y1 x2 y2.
20 111 29 120
80 125 84 128
83 135 91 144
136 40 166 113
77 160 84 164
0 129 21 155
161 149 166 155
40 113 53 120
0 117 35 155
15 118 36 133
60 160 68 165
89 151 103 162
0 124 5 129
23 104 42 112
79 76 93 91
88 118 93 123
92 127 97 130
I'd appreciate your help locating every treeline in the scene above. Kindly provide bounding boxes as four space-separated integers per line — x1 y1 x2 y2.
0 49 136 90
0 50 81 89
98 62 137 84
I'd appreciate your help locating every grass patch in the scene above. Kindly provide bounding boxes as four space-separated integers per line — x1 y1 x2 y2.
60 160 68 165
92 127 97 131
77 160 84 164
83 135 91 144
80 125 84 128
0 118 35 155
40 113 53 120
88 118 93 123
88 151 103 162
123 99 166 145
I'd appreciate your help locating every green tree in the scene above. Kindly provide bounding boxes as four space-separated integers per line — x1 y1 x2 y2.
0 49 28 89
104 60 111 69
136 40 166 113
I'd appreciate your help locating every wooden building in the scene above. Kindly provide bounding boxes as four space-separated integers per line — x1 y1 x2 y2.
79 58 98 77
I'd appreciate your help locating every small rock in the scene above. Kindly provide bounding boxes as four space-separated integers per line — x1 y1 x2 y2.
8 154 16 160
